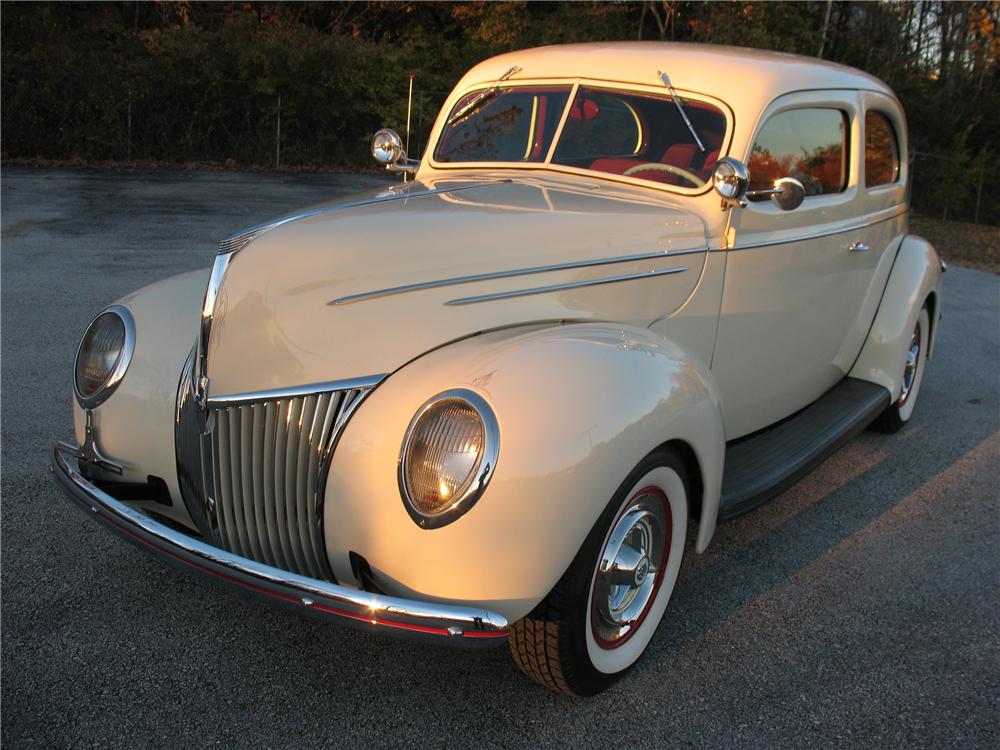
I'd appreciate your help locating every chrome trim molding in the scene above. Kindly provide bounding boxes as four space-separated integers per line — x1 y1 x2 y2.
329 247 707 306
52 443 509 646
206 374 386 408
446 266 687 306
73 304 137 410
398 389 500 530
194 250 233 410
726 206 908 252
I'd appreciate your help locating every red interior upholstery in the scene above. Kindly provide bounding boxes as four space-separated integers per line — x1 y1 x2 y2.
661 143 699 169
588 137 725 185
589 157 646 174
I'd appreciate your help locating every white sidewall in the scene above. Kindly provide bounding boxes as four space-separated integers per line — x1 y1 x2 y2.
899 307 930 422
585 465 688 675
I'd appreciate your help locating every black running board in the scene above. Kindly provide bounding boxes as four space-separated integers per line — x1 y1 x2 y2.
719 378 890 520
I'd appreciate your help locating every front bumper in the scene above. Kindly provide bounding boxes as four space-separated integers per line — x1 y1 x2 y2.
51 443 509 647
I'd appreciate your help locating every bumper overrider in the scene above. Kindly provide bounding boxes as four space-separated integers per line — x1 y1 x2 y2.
51 443 510 647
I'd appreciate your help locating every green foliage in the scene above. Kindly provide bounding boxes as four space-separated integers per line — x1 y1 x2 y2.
2 1 998 224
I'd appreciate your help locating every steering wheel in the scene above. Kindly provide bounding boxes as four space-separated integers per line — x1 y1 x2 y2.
622 162 705 188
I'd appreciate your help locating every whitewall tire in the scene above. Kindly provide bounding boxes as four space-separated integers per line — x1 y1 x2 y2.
871 305 930 433
509 447 689 696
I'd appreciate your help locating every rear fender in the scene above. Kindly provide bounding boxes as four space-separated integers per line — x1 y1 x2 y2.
324 322 725 623
850 234 942 400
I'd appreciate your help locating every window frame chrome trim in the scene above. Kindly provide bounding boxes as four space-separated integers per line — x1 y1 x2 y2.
445 266 688 306
73 304 137 410
328 247 707 306
398 389 501 530
427 76 735 199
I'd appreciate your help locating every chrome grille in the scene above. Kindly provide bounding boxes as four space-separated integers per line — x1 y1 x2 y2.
208 390 366 578
175 350 377 582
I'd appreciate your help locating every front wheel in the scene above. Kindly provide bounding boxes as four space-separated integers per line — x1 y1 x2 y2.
870 305 930 433
509 447 689 696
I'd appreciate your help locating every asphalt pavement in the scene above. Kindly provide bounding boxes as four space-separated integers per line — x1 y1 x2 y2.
2 167 998 749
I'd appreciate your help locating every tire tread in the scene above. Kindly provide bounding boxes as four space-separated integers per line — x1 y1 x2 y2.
509 447 689 697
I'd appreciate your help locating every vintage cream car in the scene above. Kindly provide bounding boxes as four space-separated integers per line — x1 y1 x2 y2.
53 43 942 696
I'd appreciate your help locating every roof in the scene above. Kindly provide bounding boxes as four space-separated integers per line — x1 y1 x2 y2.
453 42 895 107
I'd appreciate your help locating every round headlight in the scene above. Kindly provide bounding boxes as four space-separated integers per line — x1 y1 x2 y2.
74 305 135 409
399 389 500 529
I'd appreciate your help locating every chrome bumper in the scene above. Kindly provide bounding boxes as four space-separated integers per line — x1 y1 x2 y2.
51 443 509 647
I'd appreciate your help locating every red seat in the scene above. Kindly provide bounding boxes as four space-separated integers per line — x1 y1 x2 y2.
661 143 699 169
588 141 721 186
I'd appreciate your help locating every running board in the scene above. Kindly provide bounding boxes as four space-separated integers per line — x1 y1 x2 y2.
719 378 890 520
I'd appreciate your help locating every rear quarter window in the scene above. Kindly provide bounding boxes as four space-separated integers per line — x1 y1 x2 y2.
865 111 900 187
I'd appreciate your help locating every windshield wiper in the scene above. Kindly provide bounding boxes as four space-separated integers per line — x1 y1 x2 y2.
446 66 522 126
657 70 706 152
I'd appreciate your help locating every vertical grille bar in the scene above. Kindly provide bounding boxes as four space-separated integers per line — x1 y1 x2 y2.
195 387 369 581
174 346 384 583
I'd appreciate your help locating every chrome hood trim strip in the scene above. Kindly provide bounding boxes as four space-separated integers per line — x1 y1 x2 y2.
328 246 708 306
446 266 688 306
51 443 509 646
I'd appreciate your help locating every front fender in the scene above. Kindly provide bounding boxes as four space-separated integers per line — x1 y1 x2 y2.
324 323 725 623
850 234 942 400
71 269 208 529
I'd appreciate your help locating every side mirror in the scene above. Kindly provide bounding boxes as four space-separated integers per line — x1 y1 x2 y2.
768 177 805 211
371 128 418 174
712 157 805 211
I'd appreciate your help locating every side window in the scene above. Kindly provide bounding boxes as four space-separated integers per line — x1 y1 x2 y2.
865 111 900 187
748 108 849 199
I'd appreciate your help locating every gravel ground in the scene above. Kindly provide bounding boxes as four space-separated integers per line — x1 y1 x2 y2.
2 168 998 749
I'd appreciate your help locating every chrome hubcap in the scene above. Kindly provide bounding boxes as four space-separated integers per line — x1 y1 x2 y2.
900 322 921 405
591 489 670 647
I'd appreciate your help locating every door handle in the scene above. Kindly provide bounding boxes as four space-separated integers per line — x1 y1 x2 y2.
849 242 870 253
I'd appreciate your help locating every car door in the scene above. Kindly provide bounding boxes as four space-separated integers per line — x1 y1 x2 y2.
710 90 895 439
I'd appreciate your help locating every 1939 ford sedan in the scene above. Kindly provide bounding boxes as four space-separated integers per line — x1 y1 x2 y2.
53 43 943 696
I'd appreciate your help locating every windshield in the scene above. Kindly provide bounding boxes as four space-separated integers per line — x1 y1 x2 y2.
434 83 728 190
434 86 572 163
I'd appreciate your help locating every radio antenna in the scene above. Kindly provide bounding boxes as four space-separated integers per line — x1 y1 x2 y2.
404 74 414 183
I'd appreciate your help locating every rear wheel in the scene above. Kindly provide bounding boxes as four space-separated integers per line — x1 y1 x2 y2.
509 447 689 696
871 305 930 434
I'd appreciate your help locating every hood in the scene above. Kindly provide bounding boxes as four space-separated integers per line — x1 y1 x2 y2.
205 175 708 397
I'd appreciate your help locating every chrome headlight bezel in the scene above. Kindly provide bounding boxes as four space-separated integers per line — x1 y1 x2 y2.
73 304 136 409
398 388 500 529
